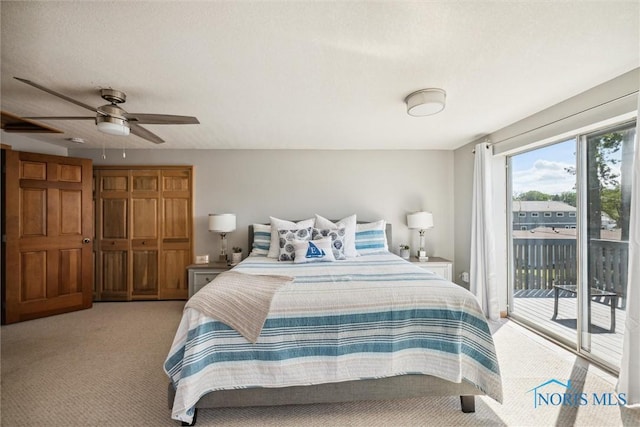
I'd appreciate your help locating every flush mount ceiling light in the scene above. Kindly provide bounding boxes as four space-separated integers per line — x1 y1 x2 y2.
405 88 446 117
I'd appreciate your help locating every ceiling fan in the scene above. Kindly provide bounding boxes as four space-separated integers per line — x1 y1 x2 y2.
13 77 200 144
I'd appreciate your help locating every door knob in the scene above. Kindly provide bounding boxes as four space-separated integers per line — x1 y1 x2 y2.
83 238 91 244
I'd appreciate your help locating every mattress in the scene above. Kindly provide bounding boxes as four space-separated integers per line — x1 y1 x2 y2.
164 253 503 423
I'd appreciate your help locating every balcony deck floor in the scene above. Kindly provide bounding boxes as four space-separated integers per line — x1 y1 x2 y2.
512 290 625 367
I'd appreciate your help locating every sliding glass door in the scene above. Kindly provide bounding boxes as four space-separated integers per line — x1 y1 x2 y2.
581 123 636 367
509 138 578 347
508 120 636 370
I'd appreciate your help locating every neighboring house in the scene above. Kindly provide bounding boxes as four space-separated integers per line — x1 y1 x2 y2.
512 201 577 231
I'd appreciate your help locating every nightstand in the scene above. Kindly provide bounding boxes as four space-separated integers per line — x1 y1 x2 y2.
187 262 231 298
409 257 453 281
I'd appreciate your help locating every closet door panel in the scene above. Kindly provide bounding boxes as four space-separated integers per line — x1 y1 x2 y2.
132 250 158 297
163 198 189 239
159 248 190 299
100 250 128 300
93 166 192 301
132 199 158 239
102 199 128 239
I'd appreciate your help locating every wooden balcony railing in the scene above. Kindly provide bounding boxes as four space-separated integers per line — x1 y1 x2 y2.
513 238 628 308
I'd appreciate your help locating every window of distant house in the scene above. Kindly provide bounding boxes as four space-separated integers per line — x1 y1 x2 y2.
544 212 552 217
520 226 527 230
518 212 526 217
531 212 539 217
569 212 576 217
557 212 565 217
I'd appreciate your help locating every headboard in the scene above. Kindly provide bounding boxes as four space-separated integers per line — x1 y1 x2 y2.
248 221 392 254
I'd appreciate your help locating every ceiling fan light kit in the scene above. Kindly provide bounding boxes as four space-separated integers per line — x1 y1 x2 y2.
405 88 446 117
96 116 130 136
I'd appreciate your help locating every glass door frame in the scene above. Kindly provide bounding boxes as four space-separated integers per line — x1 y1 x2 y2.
577 120 636 371
576 133 589 356
506 138 579 352
506 117 636 373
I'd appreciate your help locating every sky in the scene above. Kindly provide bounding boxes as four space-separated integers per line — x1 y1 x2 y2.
511 138 577 196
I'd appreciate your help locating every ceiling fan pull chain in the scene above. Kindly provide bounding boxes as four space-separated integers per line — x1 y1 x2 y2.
102 141 107 160
122 138 126 159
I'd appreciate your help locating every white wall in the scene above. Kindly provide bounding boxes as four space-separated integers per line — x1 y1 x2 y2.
68 148 455 263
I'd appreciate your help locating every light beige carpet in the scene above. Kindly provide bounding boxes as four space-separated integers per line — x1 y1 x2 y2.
1 301 638 426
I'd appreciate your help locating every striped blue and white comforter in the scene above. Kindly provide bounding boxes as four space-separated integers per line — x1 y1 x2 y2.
165 253 502 423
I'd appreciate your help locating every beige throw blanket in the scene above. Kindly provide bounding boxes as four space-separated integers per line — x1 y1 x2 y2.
185 271 294 343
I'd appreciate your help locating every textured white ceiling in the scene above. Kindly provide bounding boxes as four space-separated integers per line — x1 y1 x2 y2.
1 1 638 150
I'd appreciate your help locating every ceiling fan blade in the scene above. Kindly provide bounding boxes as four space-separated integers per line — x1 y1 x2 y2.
125 113 199 125
129 122 165 144
24 116 95 120
14 77 98 113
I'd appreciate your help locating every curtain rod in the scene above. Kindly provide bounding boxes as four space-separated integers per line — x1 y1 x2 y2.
472 89 638 154
471 140 493 154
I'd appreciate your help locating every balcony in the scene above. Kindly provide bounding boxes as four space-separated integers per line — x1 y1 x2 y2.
512 234 627 366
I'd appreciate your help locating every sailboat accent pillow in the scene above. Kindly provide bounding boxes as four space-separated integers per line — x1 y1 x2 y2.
293 238 336 264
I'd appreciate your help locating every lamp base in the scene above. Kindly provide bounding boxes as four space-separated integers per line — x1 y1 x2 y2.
219 254 227 262
417 250 428 262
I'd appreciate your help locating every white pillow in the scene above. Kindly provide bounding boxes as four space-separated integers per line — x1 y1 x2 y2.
355 220 389 255
267 217 315 258
250 223 271 256
314 214 357 258
293 238 336 264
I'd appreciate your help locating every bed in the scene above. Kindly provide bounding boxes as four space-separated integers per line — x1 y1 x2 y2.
165 221 502 425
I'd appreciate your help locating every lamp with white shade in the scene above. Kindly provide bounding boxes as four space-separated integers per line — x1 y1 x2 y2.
407 211 434 261
208 213 236 262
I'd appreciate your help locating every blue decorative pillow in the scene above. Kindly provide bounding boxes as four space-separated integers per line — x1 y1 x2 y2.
312 227 347 260
278 227 313 261
355 220 388 255
293 238 336 264
250 223 271 256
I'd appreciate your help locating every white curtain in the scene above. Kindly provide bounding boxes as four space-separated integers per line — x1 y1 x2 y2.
617 103 640 408
470 142 500 321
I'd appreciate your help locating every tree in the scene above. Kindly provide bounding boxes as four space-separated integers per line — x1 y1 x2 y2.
601 187 622 223
551 191 576 207
514 190 552 201
564 131 627 239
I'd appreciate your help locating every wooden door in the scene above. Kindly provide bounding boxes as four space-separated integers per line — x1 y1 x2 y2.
130 170 160 299
94 169 130 301
3 150 93 324
158 169 192 299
